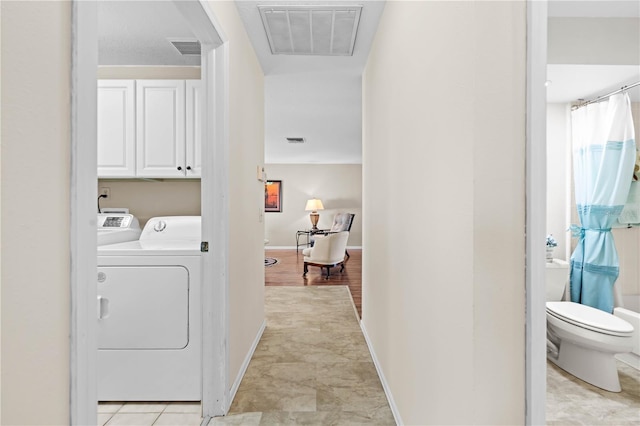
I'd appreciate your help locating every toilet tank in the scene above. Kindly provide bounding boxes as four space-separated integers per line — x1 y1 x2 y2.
546 259 570 301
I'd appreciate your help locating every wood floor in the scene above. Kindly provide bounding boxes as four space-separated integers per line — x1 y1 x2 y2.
265 249 362 317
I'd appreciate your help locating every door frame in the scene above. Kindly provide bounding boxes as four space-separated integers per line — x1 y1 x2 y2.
525 0 548 424
69 1 229 423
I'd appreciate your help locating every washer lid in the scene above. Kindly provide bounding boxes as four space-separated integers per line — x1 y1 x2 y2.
547 301 634 336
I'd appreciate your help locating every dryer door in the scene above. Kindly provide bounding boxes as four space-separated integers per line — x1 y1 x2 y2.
97 266 189 349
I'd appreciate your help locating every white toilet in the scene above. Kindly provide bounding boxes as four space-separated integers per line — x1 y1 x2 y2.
546 259 635 392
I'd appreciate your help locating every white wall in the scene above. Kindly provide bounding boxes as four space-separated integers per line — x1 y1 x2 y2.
264 164 362 247
206 0 266 391
548 18 640 65
362 2 526 424
547 103 571 260
1 1 71 423
265 73 362 164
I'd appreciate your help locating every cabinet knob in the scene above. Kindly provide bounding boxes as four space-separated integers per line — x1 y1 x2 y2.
186 166 192 171
177 166 182 171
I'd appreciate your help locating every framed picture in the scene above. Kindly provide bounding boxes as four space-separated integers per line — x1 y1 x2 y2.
265 180 282 212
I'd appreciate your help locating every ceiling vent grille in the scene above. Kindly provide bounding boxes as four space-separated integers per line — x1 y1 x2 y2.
258 5 362 56
168 39 201 56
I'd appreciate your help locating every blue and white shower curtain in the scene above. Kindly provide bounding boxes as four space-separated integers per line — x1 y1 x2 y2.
570 93 636 313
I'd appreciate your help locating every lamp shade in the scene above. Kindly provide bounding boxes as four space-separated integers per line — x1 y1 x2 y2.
305 199 324 211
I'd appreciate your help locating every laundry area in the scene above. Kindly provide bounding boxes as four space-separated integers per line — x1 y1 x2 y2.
95 0 205 405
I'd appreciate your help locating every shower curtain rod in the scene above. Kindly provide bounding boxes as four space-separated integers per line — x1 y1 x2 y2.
572 81 640 110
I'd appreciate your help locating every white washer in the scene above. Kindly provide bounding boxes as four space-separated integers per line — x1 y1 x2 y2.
97 213 141 246
97 216 202 401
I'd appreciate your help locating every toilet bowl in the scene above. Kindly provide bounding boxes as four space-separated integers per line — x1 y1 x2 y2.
546 259 635 392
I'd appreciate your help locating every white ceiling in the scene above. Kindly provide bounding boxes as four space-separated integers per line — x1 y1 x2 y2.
98 1 199 66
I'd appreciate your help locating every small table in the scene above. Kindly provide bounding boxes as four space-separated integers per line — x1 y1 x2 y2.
296 229 328 253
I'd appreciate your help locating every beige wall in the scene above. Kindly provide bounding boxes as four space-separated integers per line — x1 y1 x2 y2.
362 1 526 424
1 1 264 421
264 164 362 247
1 1 71 423
207 1 266 390
97 180 201 227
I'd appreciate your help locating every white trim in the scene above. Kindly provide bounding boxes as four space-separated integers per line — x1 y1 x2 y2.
228 320 266 410
525 0 548 425
360 322 402 426
70 2 98 424
174 0 230 417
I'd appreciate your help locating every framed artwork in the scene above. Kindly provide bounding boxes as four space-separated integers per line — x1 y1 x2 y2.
265 180 282 212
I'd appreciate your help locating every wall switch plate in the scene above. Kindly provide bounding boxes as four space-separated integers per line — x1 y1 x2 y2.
257 166 266 182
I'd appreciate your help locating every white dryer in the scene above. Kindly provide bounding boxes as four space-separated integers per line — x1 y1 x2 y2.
97 216 202 401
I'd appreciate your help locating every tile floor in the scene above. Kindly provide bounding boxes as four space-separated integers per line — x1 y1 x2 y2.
99 285 639 425
214 286 395 425
98 401 202 426
547 359 640 425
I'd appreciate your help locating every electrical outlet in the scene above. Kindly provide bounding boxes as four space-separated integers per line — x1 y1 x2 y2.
99 187 111 198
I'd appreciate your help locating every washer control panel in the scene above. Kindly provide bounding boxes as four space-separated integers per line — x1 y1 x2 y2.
98 214 137 229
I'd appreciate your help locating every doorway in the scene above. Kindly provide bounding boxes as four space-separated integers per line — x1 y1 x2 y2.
70 1 229 424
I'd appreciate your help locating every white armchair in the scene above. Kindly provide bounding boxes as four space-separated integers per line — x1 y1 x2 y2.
302 231 349 279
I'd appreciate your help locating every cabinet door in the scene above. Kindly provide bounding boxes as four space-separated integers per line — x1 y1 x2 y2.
97 80 136 177
185 80 202 178
136 80 186 178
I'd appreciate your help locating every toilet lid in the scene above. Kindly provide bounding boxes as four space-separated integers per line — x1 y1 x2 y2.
546 302 634 336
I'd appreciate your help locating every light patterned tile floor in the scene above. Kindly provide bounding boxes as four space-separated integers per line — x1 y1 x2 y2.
217 286 395 425
98 401 202 426
547 359 640 425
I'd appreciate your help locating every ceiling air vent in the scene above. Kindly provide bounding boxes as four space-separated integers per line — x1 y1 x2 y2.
286 137 306 143
168 38 201 56
258 5 362 56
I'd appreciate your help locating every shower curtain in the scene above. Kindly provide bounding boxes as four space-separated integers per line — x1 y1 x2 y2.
570 93 636 313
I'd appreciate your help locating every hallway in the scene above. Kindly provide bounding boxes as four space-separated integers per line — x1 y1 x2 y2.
213 286 394 425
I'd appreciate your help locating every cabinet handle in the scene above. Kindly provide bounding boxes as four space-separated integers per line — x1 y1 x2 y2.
177 166 182 171
186 166 192 171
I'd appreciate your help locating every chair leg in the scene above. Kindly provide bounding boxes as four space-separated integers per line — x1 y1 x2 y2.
340 262 345 273
345 249 350 259
325 266 331 280
303 262 308 277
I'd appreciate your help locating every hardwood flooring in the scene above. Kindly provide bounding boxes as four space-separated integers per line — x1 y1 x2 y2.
265 249 362 317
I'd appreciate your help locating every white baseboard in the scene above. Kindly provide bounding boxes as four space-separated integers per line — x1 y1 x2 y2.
227 320 266 411
360 322 403 426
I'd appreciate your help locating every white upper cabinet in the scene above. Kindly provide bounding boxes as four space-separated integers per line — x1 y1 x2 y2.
97 79 202 179
136 80 186 178
185 80 202 178
97 81 136 177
